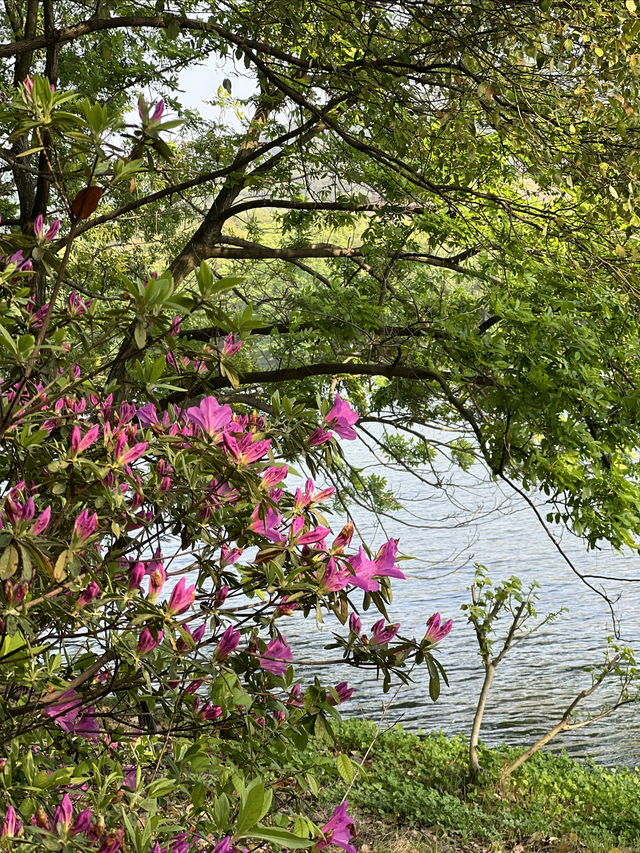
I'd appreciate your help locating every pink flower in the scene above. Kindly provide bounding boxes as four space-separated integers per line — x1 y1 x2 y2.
325 394 358 440
260 637 293 676
275 595 298 617
52 793 73 831
137 95 164 123
44 691 98 740
195 700 222 721
347 543 405 592
167 577 195 615
215 584 229 605
215 625 240 660
222 332 242 357
116 441 148 465
373 538 406 581
212 838 233 853
223 432 271 466
70 808 92 836
71 423 100 455
308 427 333 446
30 505 51 535
260 465 288 489
77 580 100 607
44 691 82 731
346 548 380 592
328 682 354 706
148 564 166 600
186 396 232 437
1 805 22 838
67 290 91 316
249 504 284 542
151 99 165 122
136 402 160 427
370 619 399 646
294 478 334 509
424 612 453 644
317 802 357 853
72 508 98 543
288 684 303 707
128 561 145 591
318 557 350 593
33 215 60 242
176 622 206 652
221 546 242 566
137 627 163 654
349 613 361 635
76 707 100 742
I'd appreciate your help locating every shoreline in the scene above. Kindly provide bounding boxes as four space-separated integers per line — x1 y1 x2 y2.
308 720 640 853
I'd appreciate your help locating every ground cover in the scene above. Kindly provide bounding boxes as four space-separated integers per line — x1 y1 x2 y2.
308 720 640 853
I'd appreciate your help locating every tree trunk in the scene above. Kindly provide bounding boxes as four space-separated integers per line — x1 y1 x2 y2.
469 661 494 780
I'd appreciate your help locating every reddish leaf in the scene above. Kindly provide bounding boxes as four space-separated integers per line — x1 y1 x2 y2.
70 186 103 219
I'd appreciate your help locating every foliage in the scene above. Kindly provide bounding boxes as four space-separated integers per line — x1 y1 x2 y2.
3 1 640 848
0 77 452 853
2 2 640 559
316 720 640 851
462 566 636 781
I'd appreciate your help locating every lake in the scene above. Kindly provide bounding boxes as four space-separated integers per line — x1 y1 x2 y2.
281 434 640 767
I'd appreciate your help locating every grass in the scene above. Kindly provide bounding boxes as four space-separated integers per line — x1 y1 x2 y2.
306 720 640 852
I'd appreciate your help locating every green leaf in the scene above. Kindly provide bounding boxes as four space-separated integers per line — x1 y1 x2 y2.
146 778 176 799
237 779 265 836
248 826 314 849
0 545 19 580
213 793 230 827
336 753 355 784
134 322 147 349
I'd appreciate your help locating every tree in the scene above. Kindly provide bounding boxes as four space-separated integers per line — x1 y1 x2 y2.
3 1 640 570
0 141 452 850
1 1 639 849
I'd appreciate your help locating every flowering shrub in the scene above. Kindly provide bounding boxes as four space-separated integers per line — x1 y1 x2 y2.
0 76 450 852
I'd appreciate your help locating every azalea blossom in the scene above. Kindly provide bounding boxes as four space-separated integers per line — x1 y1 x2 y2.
223 431 271 466
30 505 51 535
370 619 400 646
137 627 164 655
33 214 61 243
424 612 453 644
128 561 145 591
316 802 357 853
324 393 358 440
260 464 288 489
1 805 22 838
328 682 354 706
136 402 160 427
249 504 285 542
71 423 100 455
260 637 293 676
215 624 240 660
318 557 350 593
349 613 362 635
52 793 73 831
222 332 242 357
186 396 232 437
308 427 333 446
72 508 98 543
211 838 233 853
77 580 100 607
166 577 196 615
